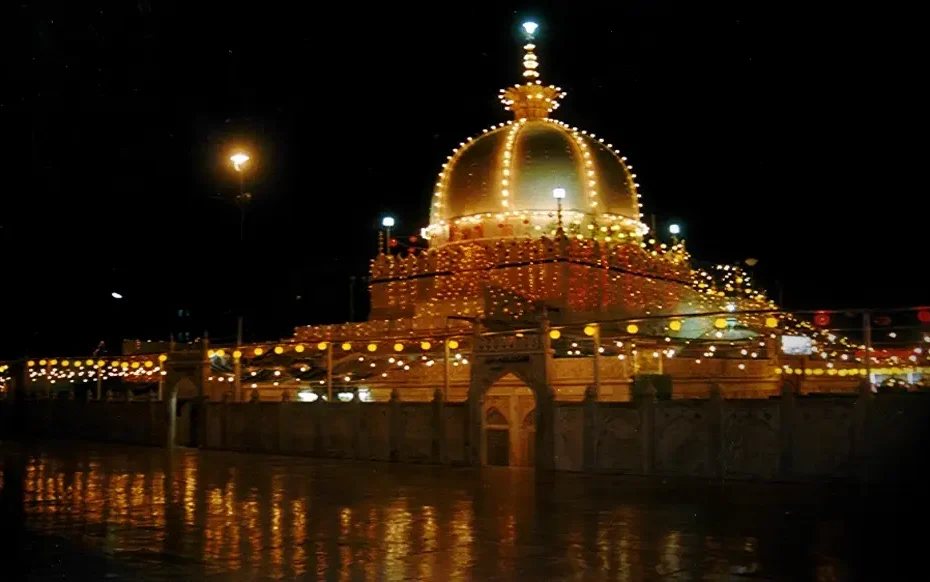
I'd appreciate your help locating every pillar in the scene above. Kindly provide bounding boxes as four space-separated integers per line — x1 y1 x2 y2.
778 380 796 479
706 383 724 478
536 316 556 472
389 388 401 462
326 342 334 402
582 385 598 471
639 380 656 475
432 388 445 464
854 379 873 482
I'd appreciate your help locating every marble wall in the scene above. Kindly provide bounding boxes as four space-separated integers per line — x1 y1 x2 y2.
3 390 929 483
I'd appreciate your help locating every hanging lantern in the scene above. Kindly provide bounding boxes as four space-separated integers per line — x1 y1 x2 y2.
447 339 459 349
420 341 432 350
626 324 639 334
294 344 305 353
813 312 830 327
713 318 727 329
393 342 404 352
583 325 596 336
549 329 561 340
253 347 264 356
367 343 378 352
918 310 930 323
232 350 242 359
669 320 682 332
274 346 285 355
341 342 352 351
765 316 779 328
317 342 328 351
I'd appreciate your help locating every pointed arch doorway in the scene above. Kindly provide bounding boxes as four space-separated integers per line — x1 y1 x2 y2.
467 349 554 470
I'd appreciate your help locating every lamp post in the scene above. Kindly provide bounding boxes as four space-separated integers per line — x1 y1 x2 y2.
552 188 566 236
382 216 395 255
669 223 680 244
230 152 250 401
230 152 251 243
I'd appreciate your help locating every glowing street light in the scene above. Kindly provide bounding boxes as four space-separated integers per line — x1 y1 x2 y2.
111 292 123 299
382 216 395 254
522 21 539 37
668 223 680 235
230 152 250 172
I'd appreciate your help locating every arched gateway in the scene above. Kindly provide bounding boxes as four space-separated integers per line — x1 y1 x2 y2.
467 330 555 470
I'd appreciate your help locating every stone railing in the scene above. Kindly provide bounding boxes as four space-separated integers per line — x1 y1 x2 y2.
369 237 691 284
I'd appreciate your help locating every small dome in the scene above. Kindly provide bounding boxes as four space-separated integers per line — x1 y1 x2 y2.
434 119 640 222
422 25 648 247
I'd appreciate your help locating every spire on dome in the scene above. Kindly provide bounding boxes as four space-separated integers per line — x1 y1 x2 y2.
499 22 566 120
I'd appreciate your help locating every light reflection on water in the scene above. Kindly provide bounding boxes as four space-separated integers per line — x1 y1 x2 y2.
0 442 857 580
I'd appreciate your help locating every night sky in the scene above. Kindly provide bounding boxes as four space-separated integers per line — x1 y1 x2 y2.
4 2 926 358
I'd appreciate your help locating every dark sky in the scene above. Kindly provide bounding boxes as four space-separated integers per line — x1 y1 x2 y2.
3 2 926 358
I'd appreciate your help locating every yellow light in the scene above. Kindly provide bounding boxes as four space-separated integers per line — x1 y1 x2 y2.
341 342 352 351
549 330 561 340
714 318 727 329
232 350 242 359
253 347 264 356
773 367 782 374
208 350 216 358
97 359 105 367
294 344 305 353
120 361 129 368
61 360 69 367
27 360 35 367
669 320 682 332
110 361 118 368
49 359 58 365
215 349 225 357
626 324 639 334
583 325 596 337
158 354 167 362
420 341 432 350
367 343 377 352
144 361 153 368
765 317 778 328
85 359 93 366
230 152 250 171
317 342 328 351
394 343 404 352
274 346 284 355
39 359 47 366
447 339 459 349
131 361 140 369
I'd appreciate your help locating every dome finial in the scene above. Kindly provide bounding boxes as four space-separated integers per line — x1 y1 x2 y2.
499 22 566 119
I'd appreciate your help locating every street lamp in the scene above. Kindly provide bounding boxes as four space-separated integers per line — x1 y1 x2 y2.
522 21 539 37
552 188 566 235
382 216 395 254
669 223 681 244
229 152 251 242
229 151 251 396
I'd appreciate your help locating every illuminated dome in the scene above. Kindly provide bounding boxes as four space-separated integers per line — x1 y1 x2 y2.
424 24 648 247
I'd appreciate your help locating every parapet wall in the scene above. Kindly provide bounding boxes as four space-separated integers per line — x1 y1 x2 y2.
4 390 928 482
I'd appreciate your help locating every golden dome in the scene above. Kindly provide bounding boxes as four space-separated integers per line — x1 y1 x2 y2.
424 24 647 247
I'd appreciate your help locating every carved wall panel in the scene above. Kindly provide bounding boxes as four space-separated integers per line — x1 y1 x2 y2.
400 404 433 462
655 401 709 476
721 403 778 479
595 406 641 472
792 399 853 477
554 404 583 471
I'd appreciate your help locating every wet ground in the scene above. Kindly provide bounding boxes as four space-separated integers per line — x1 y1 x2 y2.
0 441 924 580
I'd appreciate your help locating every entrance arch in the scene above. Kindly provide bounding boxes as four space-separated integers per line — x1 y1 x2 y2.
467 348 554 470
